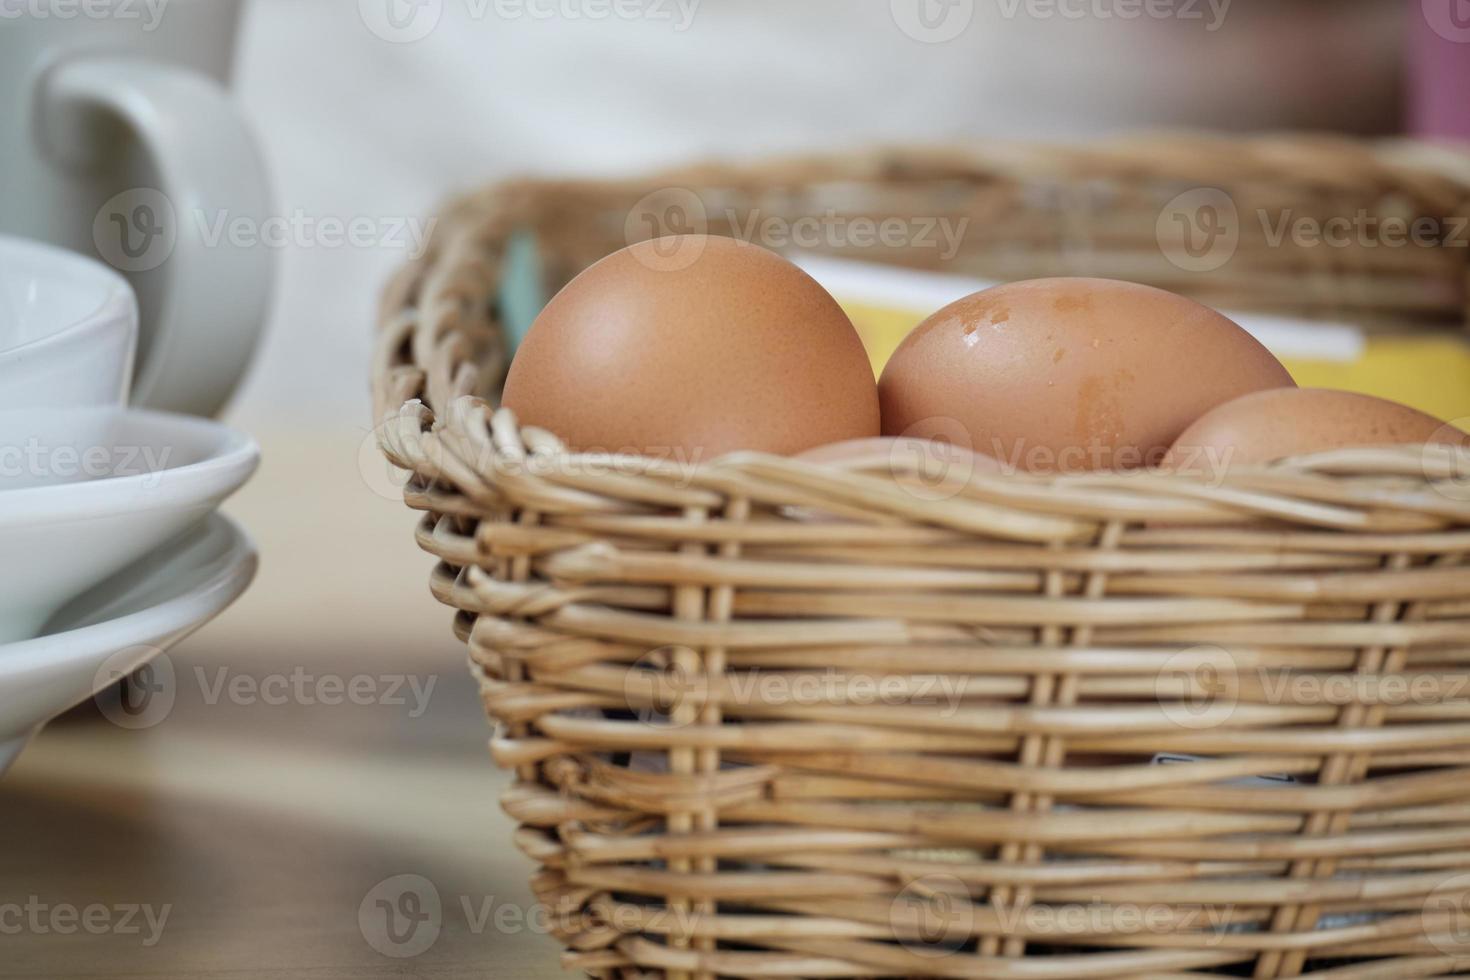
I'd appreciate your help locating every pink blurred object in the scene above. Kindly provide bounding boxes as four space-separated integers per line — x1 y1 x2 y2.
1409 0 1470 138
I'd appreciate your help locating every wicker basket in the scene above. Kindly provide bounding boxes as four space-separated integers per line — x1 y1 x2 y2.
374 136 1470 979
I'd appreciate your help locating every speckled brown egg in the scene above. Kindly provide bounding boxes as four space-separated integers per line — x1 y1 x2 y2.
877 278 1295 473
502 235 880 459
1164 387 1460 473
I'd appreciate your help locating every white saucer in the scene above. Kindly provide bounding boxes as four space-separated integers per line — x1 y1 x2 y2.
0 513 256 774
0 407 259 643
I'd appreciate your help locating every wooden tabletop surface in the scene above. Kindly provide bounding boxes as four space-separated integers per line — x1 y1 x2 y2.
0 678 561 979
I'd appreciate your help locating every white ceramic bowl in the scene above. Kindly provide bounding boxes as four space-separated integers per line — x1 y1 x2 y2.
0 514 256 773
0 235 138 411
0 407 258 644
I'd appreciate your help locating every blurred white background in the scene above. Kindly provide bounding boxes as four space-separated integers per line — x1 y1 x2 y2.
224 0 1403 427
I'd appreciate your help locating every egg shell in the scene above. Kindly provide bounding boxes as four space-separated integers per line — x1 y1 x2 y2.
1164 387 1462 472
877 278 1295 473
502 236 879 459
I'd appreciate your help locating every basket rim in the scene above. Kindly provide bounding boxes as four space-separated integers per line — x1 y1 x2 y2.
375 397 1470 548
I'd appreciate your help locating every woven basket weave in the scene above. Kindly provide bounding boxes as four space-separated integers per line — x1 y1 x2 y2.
374 136 1470 979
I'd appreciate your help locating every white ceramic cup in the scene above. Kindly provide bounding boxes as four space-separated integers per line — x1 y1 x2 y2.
0 0 273 417
0 235 138 412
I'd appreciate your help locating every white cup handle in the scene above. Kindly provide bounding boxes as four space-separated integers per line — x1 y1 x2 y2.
38 55 274 417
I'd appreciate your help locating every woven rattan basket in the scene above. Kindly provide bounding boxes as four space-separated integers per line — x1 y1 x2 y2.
374 136 1470 979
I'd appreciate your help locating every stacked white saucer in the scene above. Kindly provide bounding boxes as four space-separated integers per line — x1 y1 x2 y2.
0 236 259 773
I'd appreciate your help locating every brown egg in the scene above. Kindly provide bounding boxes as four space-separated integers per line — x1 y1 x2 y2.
878 278 1295 473
1164 388 1461 474
502 235 879 459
